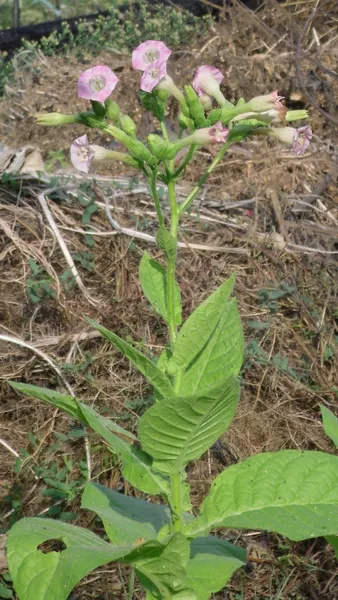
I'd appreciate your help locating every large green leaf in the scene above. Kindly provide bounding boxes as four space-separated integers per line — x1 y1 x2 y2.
184 451 338 541
8 382 135 442
167 275 236 375
80 403 170 496
7 518 134 600
181 298 243 395
321 405 338 447
125 534 195 599
87 318 174 399
186 537 246 600
140 251 182 326
81 482 170 545
139 378 239 474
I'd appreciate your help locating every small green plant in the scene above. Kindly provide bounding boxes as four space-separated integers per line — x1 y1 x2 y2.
5 39 337 600
25 259 56 303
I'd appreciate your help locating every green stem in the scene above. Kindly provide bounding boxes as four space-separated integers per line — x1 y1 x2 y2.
167 178 179 347
174 144 197 180
179 140 232 215
149 169 164 226
161 120 175 172
170 471 183 533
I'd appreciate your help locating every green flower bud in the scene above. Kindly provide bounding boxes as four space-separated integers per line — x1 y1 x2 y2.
184 85 208 128
285 109 309 122
120 114 137 138
105 99 120 122
36 112 78 126
153 88 169 102
156 224 177 260
178 112 194 130
147 134 169 160
90 100 106 119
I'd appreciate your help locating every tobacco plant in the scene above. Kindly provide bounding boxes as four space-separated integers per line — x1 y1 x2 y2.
6 40 338 600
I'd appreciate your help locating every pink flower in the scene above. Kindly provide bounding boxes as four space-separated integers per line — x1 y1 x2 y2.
271 126 312 154
193 65 223 97
191 121 229 146
293 126 312 155
247 90 285 113
70 135 94 173
140 59 167 93
77 66 119 103
132 40 171 71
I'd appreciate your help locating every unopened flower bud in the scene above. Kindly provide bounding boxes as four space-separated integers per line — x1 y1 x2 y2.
120 114 137 138
178 112 194 130
285 109 309 122
105 99 120 122
147 134 169 160
184 85 208 128
199 94 213 111
36 112 79 126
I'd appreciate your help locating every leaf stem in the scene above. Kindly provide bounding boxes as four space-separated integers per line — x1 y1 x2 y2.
170 471 183 533
179 140 232 215
149 169 164 226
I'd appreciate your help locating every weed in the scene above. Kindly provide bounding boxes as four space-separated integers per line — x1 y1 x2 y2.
26 258 56 303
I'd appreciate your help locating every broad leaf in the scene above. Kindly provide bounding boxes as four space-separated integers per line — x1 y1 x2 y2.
9 381 85 423
139 378 239 474
326 536 338 558
87 318 174 399
321 405 338 447
181 298 243 395
82 482 170 545
167 275 235 375
9 382 135 442
125 534 195 599
185 450 338 541
140 252 182 326
80 403 170 496
7 518 134 600
186 537 246 600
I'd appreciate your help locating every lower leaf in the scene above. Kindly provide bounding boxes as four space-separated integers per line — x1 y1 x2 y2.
185 451 338 541
7 518 134 600
186 537 246 600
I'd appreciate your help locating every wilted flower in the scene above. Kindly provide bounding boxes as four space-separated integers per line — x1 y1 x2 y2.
270 126 312 154
78 66 119 103
246 90 284 113
175 121 229 149
233 105 287 124
132 40 171 71
70 134 95 173
194 121 229 145
140 60 167 93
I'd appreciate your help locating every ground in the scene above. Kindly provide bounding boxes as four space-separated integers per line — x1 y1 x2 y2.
0 1 338 598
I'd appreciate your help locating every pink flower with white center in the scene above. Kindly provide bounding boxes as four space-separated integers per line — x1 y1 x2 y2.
271 126 312 154
190 121 229 146
132 40 171 71
140 59 167 93
77 66 119 103
247 90 285 113
193 65 223 97
70 135 95 173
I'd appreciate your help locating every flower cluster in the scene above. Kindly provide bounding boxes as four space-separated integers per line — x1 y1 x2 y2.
36 39 312 174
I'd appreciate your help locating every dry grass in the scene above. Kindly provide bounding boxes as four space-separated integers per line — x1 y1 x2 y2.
0 0 338 598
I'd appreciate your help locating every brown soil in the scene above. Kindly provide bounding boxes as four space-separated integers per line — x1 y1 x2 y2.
0 1 338 598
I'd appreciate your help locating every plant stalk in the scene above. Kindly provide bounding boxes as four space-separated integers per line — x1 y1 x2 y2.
170 471 183 533
179 139 232 215
166 178 179 347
